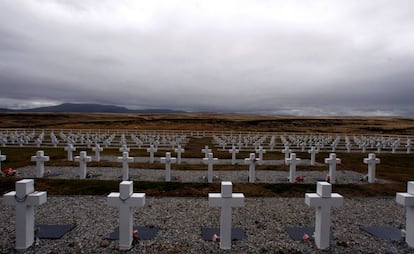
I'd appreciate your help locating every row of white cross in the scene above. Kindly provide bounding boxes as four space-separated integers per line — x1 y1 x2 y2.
2 149 382 183
4 179 414 251
1 130 412 154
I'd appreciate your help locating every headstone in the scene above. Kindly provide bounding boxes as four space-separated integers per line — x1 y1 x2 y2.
305 182 343 249
74 151 92 179
117 152 134 181
202 146 212 158
146 145 157 164
31 150 50 178
324 153 341 184
119 144 130 153
160 152 176 182
0 150 6 169
396 181 414 247
308 146 318 166
245 153 259 183
174 145 185 164
203 152 218 183
3 179 47 250
286 153 301 183
363 153 380 183
107 181 145 250
406 139 412 154
208 181 245 250
92 143 103 162
228 146 239 165
282 146 292 165
64 143 76 161
255 146 266 163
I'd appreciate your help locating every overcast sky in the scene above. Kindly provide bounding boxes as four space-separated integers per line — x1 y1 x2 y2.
1 0 414 116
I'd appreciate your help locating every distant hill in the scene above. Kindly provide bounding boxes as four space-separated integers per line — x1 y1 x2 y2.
0 103 186 114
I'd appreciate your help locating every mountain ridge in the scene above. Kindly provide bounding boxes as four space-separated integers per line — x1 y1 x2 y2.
0 103 186 113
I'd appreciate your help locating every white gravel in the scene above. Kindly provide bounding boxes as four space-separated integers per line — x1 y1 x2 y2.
0 196 409 253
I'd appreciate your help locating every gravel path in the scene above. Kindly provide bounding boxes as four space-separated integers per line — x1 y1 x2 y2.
16 156 385 184
0 196 409 253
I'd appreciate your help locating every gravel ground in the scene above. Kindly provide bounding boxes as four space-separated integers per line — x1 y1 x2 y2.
16 156 384 184
0 196 409 253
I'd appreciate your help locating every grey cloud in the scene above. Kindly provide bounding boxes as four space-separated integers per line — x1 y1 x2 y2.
0 0 414 115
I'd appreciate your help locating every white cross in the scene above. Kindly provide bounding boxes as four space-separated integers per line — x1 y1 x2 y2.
64 143 76 161
174 145 185 164
363 153 380 183
146 145 157 163
31 150 50 178
286 153 301 183
107 181 145 250
118 152 134 181
119 144 130 153
202 146 212 158
3 179 47 250
228 146 239 165
160 152 176 182
208 181 244 250
245 153 259 183
345 143 352 153
0 150 6 170
324 153 341 184
305 182 343 250
308 146 318 166
282 146 291 165
74 151 92 179
255 146 266 163
396 181 414 247
406 140 412 154
203 152 218 183
92 143 103 161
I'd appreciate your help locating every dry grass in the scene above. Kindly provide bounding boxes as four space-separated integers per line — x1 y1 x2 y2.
1 113 414 197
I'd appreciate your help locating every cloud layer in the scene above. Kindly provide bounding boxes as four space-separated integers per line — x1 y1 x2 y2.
1 0 414 115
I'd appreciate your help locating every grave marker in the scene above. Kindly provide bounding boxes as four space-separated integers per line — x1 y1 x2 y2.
228 146 239 165
3 179 47 250
119 144 130 153
107 181 145 250
174 145 185 164
203 152 218 183
208 181 245 250
308 146 318 166
117 152 134 181
74 151 92 179
255 146 266 163
286 153 301 183
282 146 292 165
245 153 259 183
92 143 103 162
31 150 50 178
202 146 212 158
0 150 6 169
305 182 343 249
64 143 76 161
146 145 157 163
324 153 341 184
363 153 380 183
396 181 414 247
160 152 176 182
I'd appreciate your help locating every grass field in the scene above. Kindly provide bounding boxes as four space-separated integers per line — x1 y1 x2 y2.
1 113 413 197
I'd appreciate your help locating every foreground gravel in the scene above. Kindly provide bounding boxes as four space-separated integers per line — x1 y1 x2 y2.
0 196 408 253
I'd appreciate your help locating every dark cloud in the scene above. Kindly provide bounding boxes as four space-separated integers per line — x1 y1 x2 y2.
0 0 413 115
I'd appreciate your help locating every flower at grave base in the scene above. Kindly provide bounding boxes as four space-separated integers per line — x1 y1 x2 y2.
45 170 51 176
212 234 219 242
325 174 330 182
175 176 181 181
1 168 17 177
303 233 309 241
132 229 139 239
